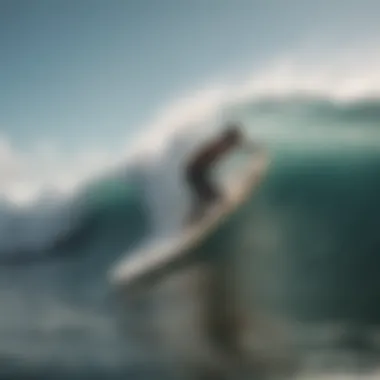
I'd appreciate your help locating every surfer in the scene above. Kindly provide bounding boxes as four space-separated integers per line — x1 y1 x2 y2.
185 123 256 222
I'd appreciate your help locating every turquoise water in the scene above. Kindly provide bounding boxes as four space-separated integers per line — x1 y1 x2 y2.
1 96 380 378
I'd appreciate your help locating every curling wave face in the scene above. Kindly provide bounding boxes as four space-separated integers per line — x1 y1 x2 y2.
1 71 380 376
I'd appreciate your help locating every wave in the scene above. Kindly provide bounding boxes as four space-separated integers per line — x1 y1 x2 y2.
1 91 380 261
0 165 151 264
1 58 380 377
235 96 380 124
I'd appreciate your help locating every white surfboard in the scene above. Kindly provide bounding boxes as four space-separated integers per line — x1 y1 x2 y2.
109 151 269 290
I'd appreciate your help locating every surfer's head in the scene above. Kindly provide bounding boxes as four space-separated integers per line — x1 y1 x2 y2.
223 123 242 145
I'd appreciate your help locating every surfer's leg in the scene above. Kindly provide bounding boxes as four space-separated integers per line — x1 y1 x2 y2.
185 168 214 223
195 170 222 207
186 165 220 203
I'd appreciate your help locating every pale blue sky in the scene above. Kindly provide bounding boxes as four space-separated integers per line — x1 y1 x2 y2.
1 0 379 151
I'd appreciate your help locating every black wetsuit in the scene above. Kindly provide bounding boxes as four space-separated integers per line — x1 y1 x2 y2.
185 138 231 206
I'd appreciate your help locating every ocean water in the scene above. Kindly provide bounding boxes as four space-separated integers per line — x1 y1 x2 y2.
1 80 380 379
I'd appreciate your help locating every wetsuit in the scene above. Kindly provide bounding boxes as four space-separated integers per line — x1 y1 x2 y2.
185 138 232 207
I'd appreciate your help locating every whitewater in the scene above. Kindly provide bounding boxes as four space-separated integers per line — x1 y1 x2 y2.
1 58 380 378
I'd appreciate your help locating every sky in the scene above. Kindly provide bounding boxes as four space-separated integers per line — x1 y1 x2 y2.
1 0 380 152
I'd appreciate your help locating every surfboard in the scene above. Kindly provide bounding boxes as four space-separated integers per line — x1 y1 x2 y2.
109 151 269 290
